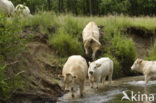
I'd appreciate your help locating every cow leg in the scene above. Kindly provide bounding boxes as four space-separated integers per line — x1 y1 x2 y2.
108 73 113 84
92 49 97 60
71 87 75 98
84 47 89 55
80 82 84 98
102 76 106 86
90 80 94 88
145 75 150 85
96 77 101 89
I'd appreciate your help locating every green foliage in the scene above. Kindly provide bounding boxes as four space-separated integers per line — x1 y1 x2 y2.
12 0 156 16
147 42 156 60
111 33 136 76
101 31 136 78
49 28 83 57
0 65 11 100
0 14 25 59
0 65 25 101
64 17 83 37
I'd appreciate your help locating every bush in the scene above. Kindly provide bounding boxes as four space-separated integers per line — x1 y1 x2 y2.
147 42 156 60
64 17 83 38
101 31 136 78
0 14 25 60
49 28 84 57
111 33 136 76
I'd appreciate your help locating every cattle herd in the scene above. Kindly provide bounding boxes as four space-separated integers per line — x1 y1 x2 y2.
0 0 31 16
60 22 156 98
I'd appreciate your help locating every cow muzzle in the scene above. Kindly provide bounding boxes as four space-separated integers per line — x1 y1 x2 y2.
64 88 70 93
89 71 93 75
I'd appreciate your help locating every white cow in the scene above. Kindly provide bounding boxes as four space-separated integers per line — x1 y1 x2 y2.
88 57 113 88
61 55 88 98
0 0 15 16
82 21 102 60
131 58 156 84
15 4 31 16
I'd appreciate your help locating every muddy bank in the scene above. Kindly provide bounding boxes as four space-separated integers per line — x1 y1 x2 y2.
5 42 64 103
125 27 156 58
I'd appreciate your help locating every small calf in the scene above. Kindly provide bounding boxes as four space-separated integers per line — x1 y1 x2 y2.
88 57 113 88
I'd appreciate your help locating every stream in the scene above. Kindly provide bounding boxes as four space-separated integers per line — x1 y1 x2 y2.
57 76 156 103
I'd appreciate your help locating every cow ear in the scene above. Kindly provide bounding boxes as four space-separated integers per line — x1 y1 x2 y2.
96 63 101 67
58 74 64 78
137 59 143 64
66 73 72 77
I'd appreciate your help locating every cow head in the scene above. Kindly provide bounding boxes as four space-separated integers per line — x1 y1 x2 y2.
59 73 78 93
131 58 143 72
88 61 101 75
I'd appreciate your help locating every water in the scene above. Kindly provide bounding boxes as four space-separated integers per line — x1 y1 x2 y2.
57 76 156 103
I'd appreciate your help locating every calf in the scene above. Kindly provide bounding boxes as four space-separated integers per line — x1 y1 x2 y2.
0 0 14 16
88 57 113 88
82 21 101 60
131 58 156 84
15 4 31 16
62 55 88 97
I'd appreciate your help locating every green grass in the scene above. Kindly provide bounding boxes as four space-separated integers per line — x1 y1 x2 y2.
6 12 156 78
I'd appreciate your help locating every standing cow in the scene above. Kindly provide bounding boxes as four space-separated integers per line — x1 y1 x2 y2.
61 55 88 98
15 4 31 16
82 21 102 60
0 0 15 16
88 57 113 88
131 58 156 84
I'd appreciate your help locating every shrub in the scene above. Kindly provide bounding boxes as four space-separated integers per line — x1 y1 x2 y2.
49 28 84 57
0 14 26 101
64 17 83 38
147 42 156 60
111 33 136 76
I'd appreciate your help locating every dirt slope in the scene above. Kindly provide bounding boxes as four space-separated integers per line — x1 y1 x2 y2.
8 42 63 103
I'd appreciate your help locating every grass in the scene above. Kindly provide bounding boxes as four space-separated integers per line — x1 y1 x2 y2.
6 12 156 78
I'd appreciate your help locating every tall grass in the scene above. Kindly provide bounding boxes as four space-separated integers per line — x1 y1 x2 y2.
14 12 156 78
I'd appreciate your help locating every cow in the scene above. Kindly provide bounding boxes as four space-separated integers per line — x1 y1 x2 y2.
131 58 156 84
15 4 31 16
61 55 88 98
88 57 113 88
0 0 15 16
82 21 102 60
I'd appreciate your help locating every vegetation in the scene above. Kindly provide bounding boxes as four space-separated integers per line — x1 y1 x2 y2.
12 0 156 16
0 14 26 101
0 11 156 101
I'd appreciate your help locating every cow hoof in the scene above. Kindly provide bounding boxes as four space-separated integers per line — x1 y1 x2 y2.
80 94 83 98
72 94 75 98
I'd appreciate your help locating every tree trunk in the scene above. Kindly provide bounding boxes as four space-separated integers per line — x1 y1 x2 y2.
59 0 61 12
89 0 92 16
47 0 51 10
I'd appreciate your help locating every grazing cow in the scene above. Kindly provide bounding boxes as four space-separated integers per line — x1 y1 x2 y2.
15 4 31 16
88 57 113 88
82 21 101 60
0 0 15 16
62 55 88 98
131 58 156 84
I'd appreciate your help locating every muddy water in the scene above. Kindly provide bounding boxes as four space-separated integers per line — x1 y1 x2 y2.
57 76 156 103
